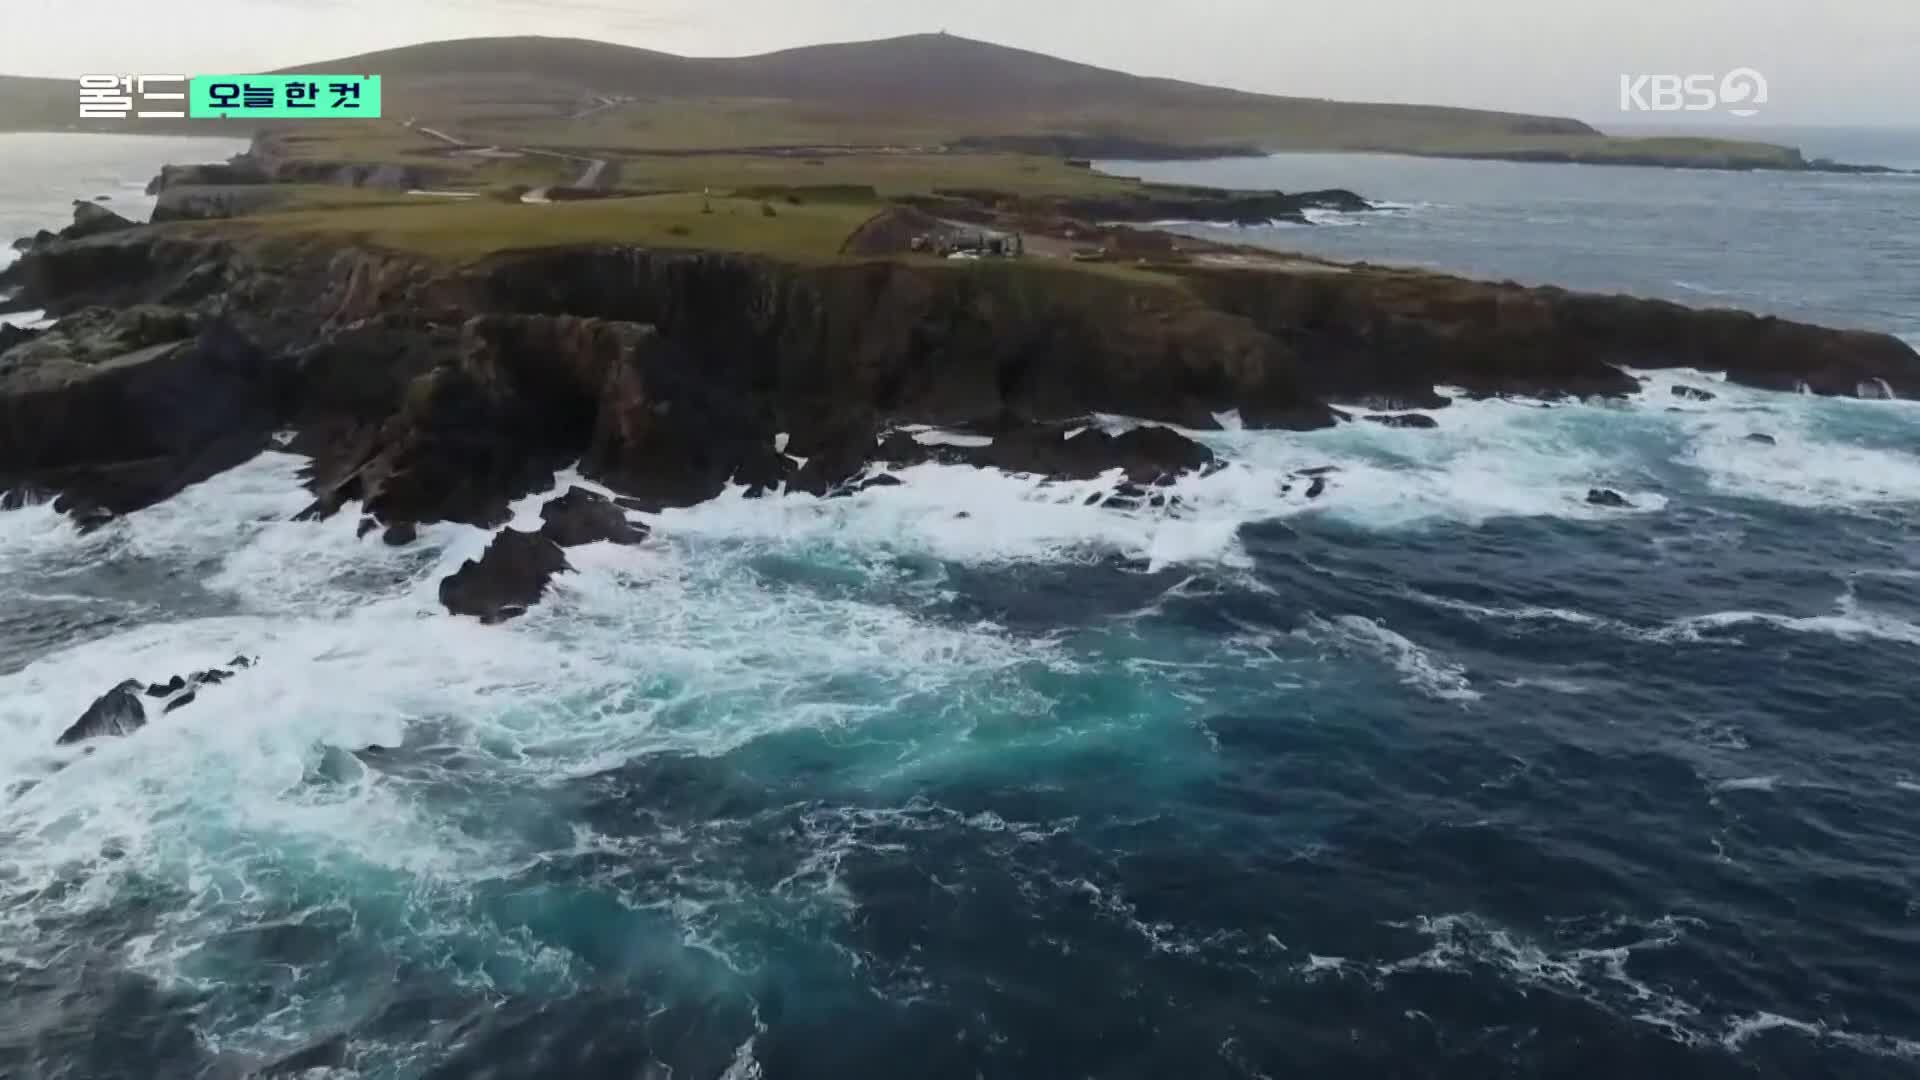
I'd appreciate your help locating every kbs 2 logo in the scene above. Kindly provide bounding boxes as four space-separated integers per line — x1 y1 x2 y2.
1619 69 1768 117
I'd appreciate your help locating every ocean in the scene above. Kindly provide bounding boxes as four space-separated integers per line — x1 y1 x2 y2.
4 132 1920 1079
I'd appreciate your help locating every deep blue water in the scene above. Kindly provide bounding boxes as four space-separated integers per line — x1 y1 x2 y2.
3 137 1920 1079
1102 146 1920 349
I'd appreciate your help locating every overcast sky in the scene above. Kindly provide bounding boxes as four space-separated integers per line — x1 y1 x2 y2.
3 0 1914 126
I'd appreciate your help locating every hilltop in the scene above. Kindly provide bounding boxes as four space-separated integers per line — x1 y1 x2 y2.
1 32 1804 168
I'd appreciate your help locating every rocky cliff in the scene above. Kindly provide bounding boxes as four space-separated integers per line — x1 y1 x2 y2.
4 217 1918 537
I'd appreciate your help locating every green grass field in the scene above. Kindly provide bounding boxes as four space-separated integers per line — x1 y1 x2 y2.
230 192 887 261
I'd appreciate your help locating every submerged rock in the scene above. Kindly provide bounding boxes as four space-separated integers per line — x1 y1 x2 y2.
56 680 147 745
1363 413 1439 429
1746 433 1778 446
1587 488 1633 508
537 486 647 547
439 528 571 623
1672 384 1718 402
1305 477 1328 500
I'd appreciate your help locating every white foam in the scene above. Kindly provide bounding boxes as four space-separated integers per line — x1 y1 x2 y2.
1 308 53 330
1628 368 1920 508
1711 775 1780 792
1666 605 1920 649
1189 394 1667 531
0 457 1078 1049
1424 580 1920 652
904 426 994 449
1720 1012 1920 1058
646 462 1252 572
1302 614 1480 702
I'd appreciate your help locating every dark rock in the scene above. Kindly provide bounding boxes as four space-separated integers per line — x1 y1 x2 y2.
145 160 269 194
381 522 418 546
356 517 377 539
3 304 197 367
144 675 187 698
193 668 232 684
0 322 40 358
1048 185 1372 226
9 231 52 253
853 472 903 492
0 318 274 525
1672 384 1718 402
1296 466 1340 478
537 486 647 547
1746 433 1778 446
59 200 137 242
56 680 147 745
230 655 254 668
162 691 197 714
971 423 1215 485
1364 412 1439 429
1305 477 1328 500
1096 481 1152 510
1586 488 1633 508
439 529 570 623
788 417 885 496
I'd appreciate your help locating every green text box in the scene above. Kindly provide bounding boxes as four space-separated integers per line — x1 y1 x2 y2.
189 75 381 119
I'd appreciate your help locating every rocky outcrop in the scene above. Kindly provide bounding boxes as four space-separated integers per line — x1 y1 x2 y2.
60 201 136 242
1189 266 1920 400
9 229 56 255
55 659 254 744
439 528 571 623
1587 488 1633 508
1672 384 1717 402
437 489 644 623
0 313 274 523
56 680 147 745
539 487 648 546
145 160 270 193
0 323 39 356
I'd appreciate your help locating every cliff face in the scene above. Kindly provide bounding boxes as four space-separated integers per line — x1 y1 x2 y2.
1190 268 1920 401
4 225 1919 530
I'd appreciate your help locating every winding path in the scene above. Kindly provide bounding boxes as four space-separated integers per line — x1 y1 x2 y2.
399 118 609 197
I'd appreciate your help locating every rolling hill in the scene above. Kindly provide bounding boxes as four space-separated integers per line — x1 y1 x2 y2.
0 32 1805 168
